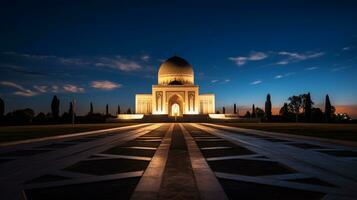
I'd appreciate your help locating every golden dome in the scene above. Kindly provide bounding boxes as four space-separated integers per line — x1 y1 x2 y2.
158 56 194 85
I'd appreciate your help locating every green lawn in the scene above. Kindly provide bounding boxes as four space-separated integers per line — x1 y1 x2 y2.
0 123 138 144
215 123 357 142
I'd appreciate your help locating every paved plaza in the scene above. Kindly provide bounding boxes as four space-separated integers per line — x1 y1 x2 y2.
1 123 357 200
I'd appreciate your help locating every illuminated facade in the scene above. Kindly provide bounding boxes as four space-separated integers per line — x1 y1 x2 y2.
135 56 215 116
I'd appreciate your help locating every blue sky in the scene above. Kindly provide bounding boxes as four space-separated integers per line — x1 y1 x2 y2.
0 0 356 116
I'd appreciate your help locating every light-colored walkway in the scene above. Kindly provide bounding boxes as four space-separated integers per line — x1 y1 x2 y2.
192 123 357 200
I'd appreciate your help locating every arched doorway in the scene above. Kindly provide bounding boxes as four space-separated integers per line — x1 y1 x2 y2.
171 103 180 116
168 94 183 116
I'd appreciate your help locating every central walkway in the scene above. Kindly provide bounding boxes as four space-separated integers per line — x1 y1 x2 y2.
158 125 200 199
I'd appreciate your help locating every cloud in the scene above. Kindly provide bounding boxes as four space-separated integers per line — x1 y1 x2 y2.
52 85 59 92
224 79 230 82
342 47 351 51
229 52 268 66
274 72 295 79
95 56 142 72
276 51 324 65
0 81 38 96
33 85 48 93
276 61 289 65
91 81 121 90
63 84 85 93
2 51 57 60
0 64 47 77
2 51 144 72
274 75 284 79
58 58 90 65
141 55 150 61
331 66 350 72
305 67 319 71
250 80 262 85
211 80 219 83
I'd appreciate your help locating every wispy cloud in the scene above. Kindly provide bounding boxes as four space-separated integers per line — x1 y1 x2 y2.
342 46 351 51
274 72 295 79
63 84 85 93
0 64 47 77
276 51 325 65
2 51 144 72
95 56 142 72
141 55 150 61
305 67 319 71
274 75 284 79
211 80 219 83
331 66 350 72
229 52 268 66
52 85 59 93
33 85 48 93
0 81 38 97
2 51 57 60
250 80 262 85
91 81 121 90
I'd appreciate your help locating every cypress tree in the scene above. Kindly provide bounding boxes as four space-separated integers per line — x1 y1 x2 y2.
51 95 60 118
89 102 93 115
325 94 332 122
265 94 272 121
222 106 226 114
0 97 4 116
69 102 74 116
304 92 313 122
233 103 237 114
252 104 256 118
106 104 109 116
117 105 121 115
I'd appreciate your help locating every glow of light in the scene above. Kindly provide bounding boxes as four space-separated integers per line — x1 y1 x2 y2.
117 114 144 119
208 114 226 119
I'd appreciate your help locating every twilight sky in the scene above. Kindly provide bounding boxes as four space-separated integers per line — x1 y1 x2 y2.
0 0 356 117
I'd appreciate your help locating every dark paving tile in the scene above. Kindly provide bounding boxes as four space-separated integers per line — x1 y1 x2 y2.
196 140 236 148
102 147 156 157
25 174 70 184
65 158 149 175
287 143 326 149
85 135 107 139
218 178 325 200
0 149 51 157
190 132 210 137
36 143 76 149
0 158 14 164
316 150 357 157
263 138 290 143
288 178 336 187
120 140 161 148
25 177 140 200
208 159 297 176
201 147 254 158
65 138 96 143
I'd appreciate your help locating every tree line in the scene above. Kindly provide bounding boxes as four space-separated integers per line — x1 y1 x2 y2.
220 93 351 123
0 93 353 125
0 95 132 125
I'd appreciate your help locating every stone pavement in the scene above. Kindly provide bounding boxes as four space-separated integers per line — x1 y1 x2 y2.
0 123 356 200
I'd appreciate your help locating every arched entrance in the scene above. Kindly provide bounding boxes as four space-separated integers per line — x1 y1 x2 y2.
168 94 183 116
171 103 180 116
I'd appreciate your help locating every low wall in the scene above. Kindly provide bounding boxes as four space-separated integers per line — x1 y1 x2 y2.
108 114 261 123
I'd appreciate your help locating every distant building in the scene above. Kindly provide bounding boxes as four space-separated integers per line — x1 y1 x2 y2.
135 56 215 116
